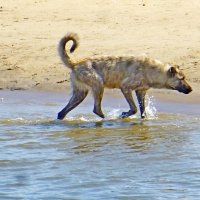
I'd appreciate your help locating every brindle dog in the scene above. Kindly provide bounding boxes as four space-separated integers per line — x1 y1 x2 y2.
57 33 192 120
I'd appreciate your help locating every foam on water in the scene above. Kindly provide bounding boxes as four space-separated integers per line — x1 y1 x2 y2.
145 95 158 119
63 97 158 122
0 97 158 126
0 118 57 127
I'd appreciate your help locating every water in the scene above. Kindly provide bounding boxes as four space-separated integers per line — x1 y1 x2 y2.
0 90 200 200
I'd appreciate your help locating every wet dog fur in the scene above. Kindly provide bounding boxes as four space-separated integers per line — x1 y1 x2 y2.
57 33 192 120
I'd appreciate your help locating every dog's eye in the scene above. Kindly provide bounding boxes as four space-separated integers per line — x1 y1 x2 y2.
168 66 176 77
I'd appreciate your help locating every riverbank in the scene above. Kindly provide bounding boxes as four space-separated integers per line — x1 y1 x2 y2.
1 0 200 102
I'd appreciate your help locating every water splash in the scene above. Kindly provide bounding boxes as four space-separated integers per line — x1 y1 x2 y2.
64 107 139 123
145 95 158 119
65 109 122 122
65 114 102 122
0 96 158 126
106 108 122 120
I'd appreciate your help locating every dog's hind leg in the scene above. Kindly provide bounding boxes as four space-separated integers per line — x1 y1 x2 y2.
92 82 105 118
120 87 137 118
135 89 147 119
57 89 88 120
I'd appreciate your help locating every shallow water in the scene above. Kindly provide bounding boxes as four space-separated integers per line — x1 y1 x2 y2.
0 90 200 200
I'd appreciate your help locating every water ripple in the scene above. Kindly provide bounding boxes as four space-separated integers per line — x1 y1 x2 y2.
0 91 200 199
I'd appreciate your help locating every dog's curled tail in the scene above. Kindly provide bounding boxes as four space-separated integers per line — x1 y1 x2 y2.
58 32 79 69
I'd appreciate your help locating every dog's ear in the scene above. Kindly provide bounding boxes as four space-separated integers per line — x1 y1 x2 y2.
167 66 176 77
174 64 180 69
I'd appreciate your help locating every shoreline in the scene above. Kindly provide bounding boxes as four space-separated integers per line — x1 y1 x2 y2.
1 87 199 119
1 85 199 106
1 0 200 104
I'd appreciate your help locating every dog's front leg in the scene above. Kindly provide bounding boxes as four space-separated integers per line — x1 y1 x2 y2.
135 89 147 119
120 87 137 118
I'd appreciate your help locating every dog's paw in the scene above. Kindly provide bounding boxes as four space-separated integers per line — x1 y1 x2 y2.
120 112 129 118
120 111 130 118
141 114 146 119
120 110 135 118
57 112 65 120
94 111 105 118
93 108 105 118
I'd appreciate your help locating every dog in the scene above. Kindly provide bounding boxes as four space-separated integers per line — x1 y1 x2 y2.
57 33 192 120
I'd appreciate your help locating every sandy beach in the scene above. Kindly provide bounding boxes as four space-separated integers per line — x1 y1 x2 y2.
1 2 200 198
1 0 200 102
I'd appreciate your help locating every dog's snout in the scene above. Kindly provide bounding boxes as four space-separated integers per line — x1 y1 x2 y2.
179 85 192 94
184 86 192 94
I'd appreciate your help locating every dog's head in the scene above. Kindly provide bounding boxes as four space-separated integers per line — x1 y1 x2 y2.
165 65 192 94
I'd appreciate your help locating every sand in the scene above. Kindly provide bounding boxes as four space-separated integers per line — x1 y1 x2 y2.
0 0 200 102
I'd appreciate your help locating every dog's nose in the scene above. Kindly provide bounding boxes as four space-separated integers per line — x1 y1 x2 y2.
184 86 192 94
188 87 192 93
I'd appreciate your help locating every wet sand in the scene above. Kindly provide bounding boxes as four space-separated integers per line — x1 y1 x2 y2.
0 0 200 103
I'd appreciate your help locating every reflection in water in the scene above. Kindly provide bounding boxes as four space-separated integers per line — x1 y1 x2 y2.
57 115 190 157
